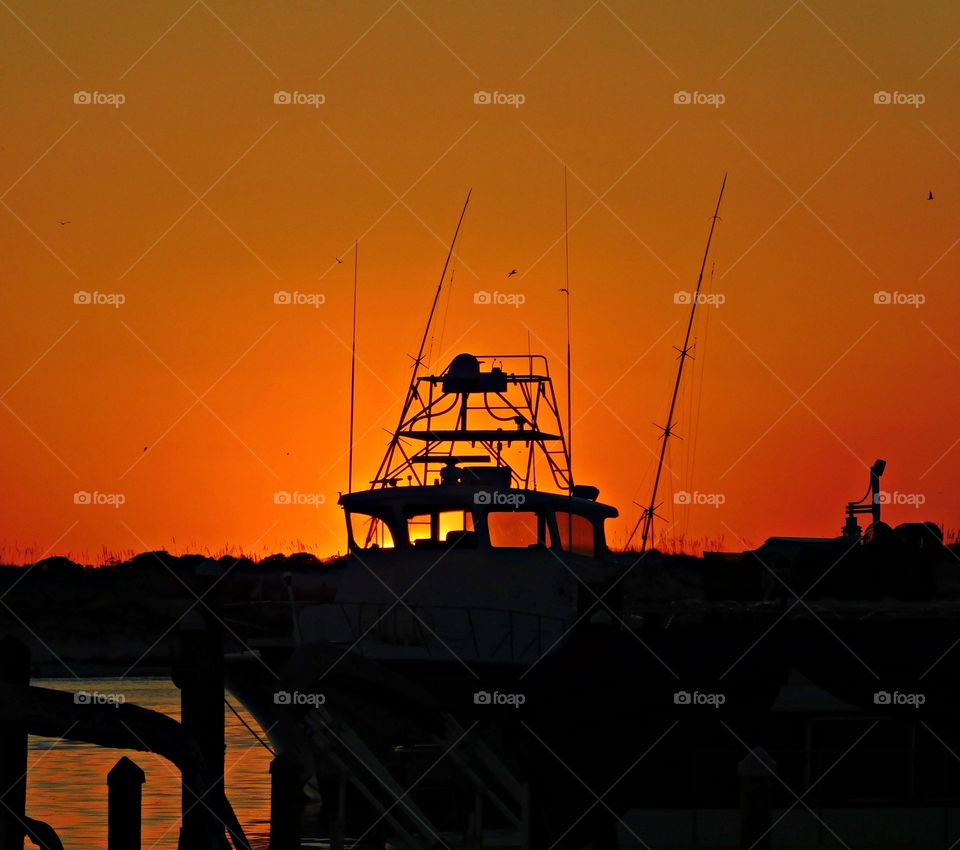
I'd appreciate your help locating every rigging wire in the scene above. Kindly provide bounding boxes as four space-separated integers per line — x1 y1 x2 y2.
224 696 276 755
435 267 455 364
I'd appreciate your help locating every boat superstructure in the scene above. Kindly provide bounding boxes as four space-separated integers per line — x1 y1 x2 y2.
295 351 620 665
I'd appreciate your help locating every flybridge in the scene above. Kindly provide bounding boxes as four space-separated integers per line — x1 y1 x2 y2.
370 352 574 494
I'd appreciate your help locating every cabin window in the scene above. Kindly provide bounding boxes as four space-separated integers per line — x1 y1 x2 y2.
487 511 547 548
349 513 396 550
406 509 476 548
555 512 596 557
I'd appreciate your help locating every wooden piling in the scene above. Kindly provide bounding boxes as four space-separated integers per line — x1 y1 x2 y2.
738 747 776 850
268 751 302 850
108 756 146 850
0 635 30 850
172 611 225 850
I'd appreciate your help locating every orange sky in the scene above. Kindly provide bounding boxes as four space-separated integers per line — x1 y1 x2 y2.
1 0 959 563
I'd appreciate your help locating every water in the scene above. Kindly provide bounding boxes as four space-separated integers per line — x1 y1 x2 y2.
27 678 273 849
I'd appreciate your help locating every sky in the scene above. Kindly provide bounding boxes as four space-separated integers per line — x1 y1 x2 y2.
1 0 959 562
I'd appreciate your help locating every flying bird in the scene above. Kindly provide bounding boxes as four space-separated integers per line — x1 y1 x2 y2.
507 269 518 278
335 257 343 264
57 220 71 226
559 287 569 294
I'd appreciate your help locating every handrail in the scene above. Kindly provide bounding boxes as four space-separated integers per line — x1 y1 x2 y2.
226 600 570 662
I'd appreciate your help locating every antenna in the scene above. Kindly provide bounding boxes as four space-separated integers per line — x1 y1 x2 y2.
348 239 358 494
562 166 573 489
626 174 727 552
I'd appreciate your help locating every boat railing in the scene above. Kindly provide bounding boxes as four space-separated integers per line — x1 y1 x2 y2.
224 599 570 663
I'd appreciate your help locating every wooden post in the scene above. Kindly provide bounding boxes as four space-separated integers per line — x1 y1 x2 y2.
108 757 146 850
268 752 302 850
0 635 30 850
739 747 776 850
172 611 225 850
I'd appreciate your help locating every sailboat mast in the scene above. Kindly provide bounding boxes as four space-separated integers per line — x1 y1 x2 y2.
627 174 726 552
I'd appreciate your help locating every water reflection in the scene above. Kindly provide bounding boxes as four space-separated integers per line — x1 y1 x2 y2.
27 678 272 849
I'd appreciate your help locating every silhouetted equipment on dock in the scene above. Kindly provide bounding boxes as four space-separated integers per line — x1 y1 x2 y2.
843 457 886 538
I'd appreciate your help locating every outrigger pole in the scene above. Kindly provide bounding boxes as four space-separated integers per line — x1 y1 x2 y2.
369 190 472 491
363 191 471 546
348 239 358 494
562 167 574 489
626 174 726 552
